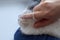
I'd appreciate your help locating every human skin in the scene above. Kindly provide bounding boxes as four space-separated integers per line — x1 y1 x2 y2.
21 0 60 28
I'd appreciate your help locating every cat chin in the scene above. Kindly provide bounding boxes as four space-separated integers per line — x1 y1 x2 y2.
18 0 60 38
19 15 60 38
18 10 60 38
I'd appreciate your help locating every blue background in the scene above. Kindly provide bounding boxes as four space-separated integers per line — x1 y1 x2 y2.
0 0 31 40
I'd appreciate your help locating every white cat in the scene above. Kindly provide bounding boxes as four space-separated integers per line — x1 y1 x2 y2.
18 0 60 38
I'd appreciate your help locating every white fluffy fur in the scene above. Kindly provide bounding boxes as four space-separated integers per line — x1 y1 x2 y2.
18 0 60 38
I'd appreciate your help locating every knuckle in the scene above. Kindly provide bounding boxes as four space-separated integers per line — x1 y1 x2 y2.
42 2 48 5
33 5 40 11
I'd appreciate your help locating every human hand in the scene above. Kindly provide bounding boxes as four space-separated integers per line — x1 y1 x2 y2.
33 1 60 28
21 1 60 28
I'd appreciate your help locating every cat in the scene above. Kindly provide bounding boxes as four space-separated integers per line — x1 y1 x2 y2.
18 0 60 38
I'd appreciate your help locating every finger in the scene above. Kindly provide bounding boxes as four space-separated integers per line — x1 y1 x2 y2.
21 11 46 20
20 11 48 21
33 2 55 12
21 13 33 19
34 18 55 28
33 4 41 11
33 2 47 11
34 11 47 20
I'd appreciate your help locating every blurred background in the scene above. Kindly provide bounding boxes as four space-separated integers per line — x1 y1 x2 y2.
0 0 33 40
